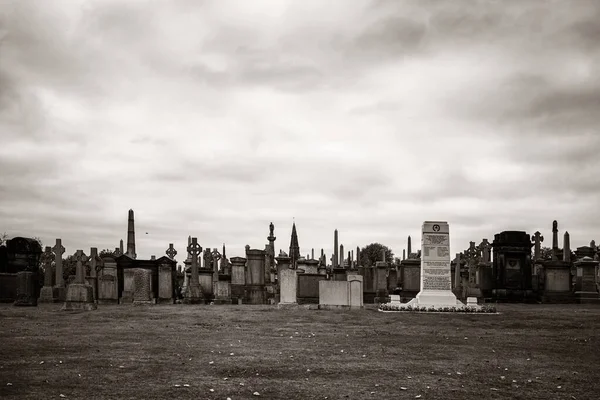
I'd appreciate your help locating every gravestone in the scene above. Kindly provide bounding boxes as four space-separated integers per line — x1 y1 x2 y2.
14 271 37 306
399 258 420 301
158 262 174 304
120 269 135 303
230 256 246 304
98 255 118 304
276 255 297 306
318 274 363 309
574 257 599 304
297 274 327 304
62 250 96 311
184 237 204 304
39 246 58 303
407 221 464 308
246 249 266 304
86 247 100 302
491 231 535 302
53 239 66 301
133 268 154 304
476 239 493 299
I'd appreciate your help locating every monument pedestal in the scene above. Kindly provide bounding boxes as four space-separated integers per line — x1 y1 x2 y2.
183 284 204 304
410 289 463 308
61 284 97 311
38 286 61 303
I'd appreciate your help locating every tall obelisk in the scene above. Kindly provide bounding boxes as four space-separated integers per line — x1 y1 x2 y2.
126 209 137 259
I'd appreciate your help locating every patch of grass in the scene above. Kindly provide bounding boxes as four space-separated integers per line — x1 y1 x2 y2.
0 304 599 399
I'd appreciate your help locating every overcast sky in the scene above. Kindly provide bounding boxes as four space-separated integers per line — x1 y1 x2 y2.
1 0 599 262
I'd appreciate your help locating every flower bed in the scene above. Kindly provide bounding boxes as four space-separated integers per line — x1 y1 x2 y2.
378 303 497 313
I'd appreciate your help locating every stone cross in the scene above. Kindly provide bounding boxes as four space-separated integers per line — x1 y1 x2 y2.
464 241 479 264
211 248 221 271
453 252 462 290
478 239 492 264
52 239 66 288
166 243 177 260
187 238 202 285
531 231 544 260
74 250 89 284
41 246 55 287
89 247 99 278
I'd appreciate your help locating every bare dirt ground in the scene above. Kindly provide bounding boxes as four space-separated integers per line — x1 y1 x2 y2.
0 303 599 400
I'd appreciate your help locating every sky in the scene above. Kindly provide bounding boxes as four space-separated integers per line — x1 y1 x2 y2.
1 0 599 262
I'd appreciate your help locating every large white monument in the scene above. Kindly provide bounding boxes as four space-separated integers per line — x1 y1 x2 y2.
407 221 465 308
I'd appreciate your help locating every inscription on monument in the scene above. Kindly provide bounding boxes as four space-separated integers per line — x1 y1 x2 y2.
422 228 451 291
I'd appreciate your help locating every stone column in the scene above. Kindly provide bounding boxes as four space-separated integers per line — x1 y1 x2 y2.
563 232 571 263
126 209 136 259
552 220 559 260
339 244 344 267
333 230 339 268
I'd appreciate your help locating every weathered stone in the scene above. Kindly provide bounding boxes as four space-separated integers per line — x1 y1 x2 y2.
133 268 153 304
184 237 204 304
14 271 37 306
62 250 96 311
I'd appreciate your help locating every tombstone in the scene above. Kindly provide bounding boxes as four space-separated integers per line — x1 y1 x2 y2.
540 257 573 303
98 255 118 304
573 257 600 304
297 273 327 304
399 257 420 301
158 261 175 304
52 239 66 301
476 239 493 299
120 268 136 303
230 256 246 304
276 255 298 306
14 271 38 306
62 250 97 311
38 246 58 303
132 268 154 304
318 274 363 309
491 231 535 302
406 221 464 308
245 249 266 304
373 260 390 304
184 237 204 304
532 231 544 261
85 247 100 302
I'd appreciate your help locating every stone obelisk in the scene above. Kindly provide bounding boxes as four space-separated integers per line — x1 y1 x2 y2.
333 230 338 268
126 209 137 259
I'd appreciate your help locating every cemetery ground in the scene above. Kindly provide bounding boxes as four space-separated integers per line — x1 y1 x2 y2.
1 305 599 400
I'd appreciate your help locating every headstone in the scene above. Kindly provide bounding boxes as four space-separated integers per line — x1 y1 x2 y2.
277 255 297 305
39 246 58 303
52 239 66 301
407 221 464 308
133 268 154 304
184 237 204 304
158 262 174 303
246 249 266 304
14 271 37 306
98 255 118 304
61 250 96 311
532 231 544 261
86 247 99 301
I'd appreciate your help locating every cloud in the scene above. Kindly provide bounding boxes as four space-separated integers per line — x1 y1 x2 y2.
0 0 598 262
